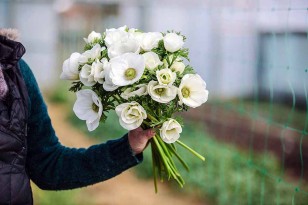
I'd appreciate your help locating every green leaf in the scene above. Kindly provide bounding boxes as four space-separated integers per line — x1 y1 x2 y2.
69 81 83 92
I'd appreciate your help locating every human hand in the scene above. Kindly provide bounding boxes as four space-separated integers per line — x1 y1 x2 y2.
128 127 155 155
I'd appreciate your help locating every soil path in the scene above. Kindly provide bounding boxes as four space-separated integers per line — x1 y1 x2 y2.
47 102 205 205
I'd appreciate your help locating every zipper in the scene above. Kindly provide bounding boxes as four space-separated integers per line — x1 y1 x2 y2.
24 123 28 137
0 126 23 145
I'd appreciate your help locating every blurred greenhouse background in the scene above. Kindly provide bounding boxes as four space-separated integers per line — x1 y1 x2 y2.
1 0 308 204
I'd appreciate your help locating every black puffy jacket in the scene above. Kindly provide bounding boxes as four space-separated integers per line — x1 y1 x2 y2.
0 35 31 204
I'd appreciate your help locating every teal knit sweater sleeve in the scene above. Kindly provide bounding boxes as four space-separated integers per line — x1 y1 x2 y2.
19 60 143 190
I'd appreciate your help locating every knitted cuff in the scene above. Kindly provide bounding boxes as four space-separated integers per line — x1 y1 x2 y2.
108 133 143 169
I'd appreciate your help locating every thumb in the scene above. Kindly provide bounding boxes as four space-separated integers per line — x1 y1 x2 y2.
144 128 155 139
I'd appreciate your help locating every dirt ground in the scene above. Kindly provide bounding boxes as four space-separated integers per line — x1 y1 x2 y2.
47 102 206 205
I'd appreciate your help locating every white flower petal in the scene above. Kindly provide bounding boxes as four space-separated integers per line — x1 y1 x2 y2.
108 38 140 59
121 84 148 100
103 63 119 91
148 81 177 103
160 119 182 143
60 52 81 80
164 33 184 53
182 89 209 108
73 89 103 131
170 62 185 74
108 53 145 86
142 52 163 70
103 80 119 91
86 117 100 131
156 68 176 85
115 102 147 130
92 60 105 84
105 28 128 48
141 32 163 51
119 118 140 130
178 74 209 108
79 44 103 64
86 31 102 44
80 64 95 86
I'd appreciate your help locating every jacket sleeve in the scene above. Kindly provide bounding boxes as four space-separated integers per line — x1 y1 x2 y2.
20 60 143 190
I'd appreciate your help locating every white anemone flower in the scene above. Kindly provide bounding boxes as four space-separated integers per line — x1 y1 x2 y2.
79 44 103 65
105 26 128 48
160 119 182 143
178 74 209 108
93 59 107 84
60 52 81 80
142 52 163 70
103 62 119 91
141 32 163 51
156 68 176 85
115 101 147 130
73 89 103 131
108 37 140 59
147 81 177 103
79 64 95 86
170 61 185 74
108 53 145 86
121 84 148 100
128 30 144 44
163 33 184 53
84 31 102 44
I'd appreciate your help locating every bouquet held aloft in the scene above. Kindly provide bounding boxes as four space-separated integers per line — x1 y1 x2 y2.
61 26 209 192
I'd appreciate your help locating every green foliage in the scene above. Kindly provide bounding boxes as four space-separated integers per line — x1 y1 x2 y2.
69 81 83 93
84 43 93 51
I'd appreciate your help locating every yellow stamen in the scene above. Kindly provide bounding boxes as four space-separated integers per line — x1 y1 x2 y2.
125 68 137 80
181 87 190 98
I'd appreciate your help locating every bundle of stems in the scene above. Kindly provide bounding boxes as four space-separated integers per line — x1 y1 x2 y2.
142 115 205 193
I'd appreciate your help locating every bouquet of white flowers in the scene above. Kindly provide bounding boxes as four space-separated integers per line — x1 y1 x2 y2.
60 26 209 192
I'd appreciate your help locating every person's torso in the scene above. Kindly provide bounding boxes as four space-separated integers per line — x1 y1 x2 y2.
0 34 32 205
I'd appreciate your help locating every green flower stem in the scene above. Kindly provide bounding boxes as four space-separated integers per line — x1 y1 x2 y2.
150 141 160 175
166 143 190 172
157 108 161 116
142 121 151 127
176 140 205 161
154 149 163 182
147 113 159 123
166 159 184 187
151 121 163 127
156 135 172 159
113 94 122 103
157 139 181 179
166 158 180 177
152 136 172 177
151 142 158 193
143 117 205 192
154 135 184 187
171 143 177 151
